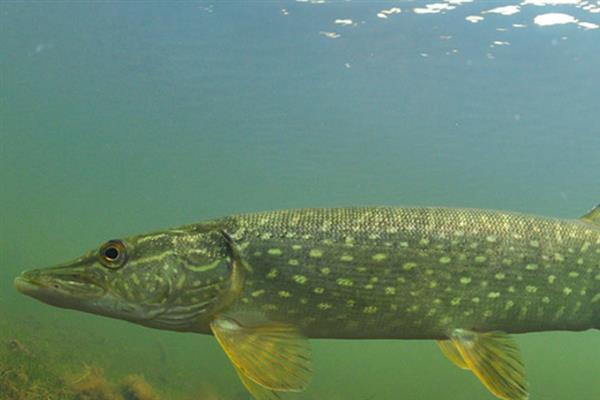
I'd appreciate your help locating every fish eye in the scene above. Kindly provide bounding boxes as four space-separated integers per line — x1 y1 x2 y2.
99 240 127 269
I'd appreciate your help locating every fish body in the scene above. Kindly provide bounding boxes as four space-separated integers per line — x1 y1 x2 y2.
224 207 600 339
15 206 600 400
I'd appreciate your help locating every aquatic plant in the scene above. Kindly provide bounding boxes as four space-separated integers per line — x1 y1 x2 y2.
70 366 123 400
121 374 161 400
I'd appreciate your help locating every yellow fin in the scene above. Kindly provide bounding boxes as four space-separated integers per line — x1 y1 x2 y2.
234 366 281 400
581 204 600 225
450 329 529 400
437 340 469 370
210 316 312 392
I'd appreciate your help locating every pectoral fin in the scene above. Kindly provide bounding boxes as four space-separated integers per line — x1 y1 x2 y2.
437 340 469 370
449 329 528 400
210 315 312 392
234 366 281 400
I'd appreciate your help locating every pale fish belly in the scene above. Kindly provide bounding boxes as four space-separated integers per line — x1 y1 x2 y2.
226 207 600 339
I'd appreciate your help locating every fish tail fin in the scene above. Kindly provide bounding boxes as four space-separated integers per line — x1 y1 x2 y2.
581 204 600 329
580 204 600 225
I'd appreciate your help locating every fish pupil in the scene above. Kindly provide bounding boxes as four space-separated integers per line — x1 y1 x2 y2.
104 247 119 260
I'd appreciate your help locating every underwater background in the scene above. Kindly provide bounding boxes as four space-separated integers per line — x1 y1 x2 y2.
1 1 599 399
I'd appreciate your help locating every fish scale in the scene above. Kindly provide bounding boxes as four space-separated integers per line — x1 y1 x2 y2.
226 207 599 338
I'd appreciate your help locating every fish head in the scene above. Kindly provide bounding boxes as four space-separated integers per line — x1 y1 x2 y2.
15 224 238 332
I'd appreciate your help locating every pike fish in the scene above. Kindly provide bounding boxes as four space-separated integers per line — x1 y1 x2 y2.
15 206 600 399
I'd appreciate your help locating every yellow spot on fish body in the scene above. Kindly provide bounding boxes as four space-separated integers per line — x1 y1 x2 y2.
251 289 265 297
320 267 331 275
336 278 354 287
292 244 302 250
460 277 472 285
340 255 354 262
486 235 497 243
429 281 438 288
526 263 539 271
407 305 419 313
266 268 279 279
372 253 387 262
317 303 332 310
267 248 282 256
554 253 565 262
471 297 480 303
542 296 550 304
525 286 537 293
345 236 355 247
278 290 291 298
292 275 308 284
495 272 506 280
594 273 600 281
313 287 325 294
563 287 573 295
529 240 539 248
385 287 396 295
505 300 515 310
288 259 299 266
419 238 430 246
488 292 501 299
364 284 374 290
548 275 557 284
568 271 580 278
451 297 461 306
403 262 417 271
581 242 591 252
309 249 323 258
363 306 378 314
439 256 451 264
475 255 487 263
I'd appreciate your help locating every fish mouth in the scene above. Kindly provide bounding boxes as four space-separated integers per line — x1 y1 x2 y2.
14 276 41 295
14 269 105 309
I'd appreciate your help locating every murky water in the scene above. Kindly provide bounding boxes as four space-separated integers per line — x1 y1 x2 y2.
1 1 599 399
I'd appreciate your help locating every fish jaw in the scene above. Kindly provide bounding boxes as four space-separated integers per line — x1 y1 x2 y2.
15 266 106 311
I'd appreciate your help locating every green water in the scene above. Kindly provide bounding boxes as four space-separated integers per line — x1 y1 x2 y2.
1 1 599 399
